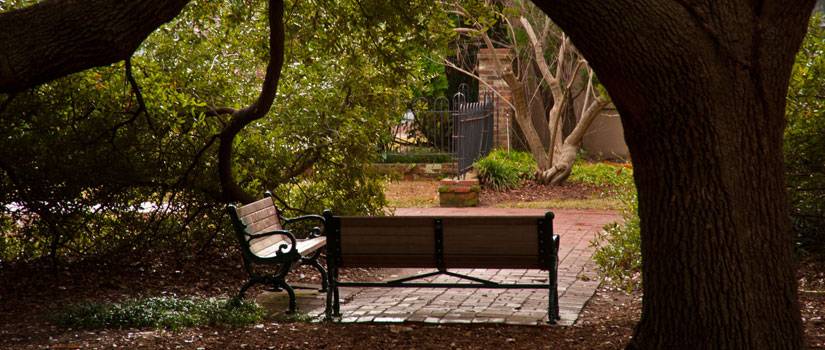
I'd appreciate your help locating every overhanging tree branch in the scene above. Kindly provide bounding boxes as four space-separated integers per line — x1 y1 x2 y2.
217 0 285 204
0 0 192 93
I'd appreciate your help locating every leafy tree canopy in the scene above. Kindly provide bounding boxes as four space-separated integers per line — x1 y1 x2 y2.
0 0 454 262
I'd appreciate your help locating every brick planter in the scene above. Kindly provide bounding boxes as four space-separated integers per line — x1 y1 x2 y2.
438 178 480 207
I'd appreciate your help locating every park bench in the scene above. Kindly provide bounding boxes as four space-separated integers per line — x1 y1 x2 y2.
322 211 561 323
227 192 328 313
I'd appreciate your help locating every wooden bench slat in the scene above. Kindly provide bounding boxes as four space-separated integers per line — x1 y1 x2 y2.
339 216 434 227
236 196 275 218
338 255 437 268
297 236 327 255
249 234 287 256
443 222 536 256
252 236 326 258
240 206 278 226
338 255 543 269
341 231 433 255
340 217 434 257
245 215 283 235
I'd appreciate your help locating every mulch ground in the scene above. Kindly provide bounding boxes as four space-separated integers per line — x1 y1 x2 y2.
1 250 823 349
479 181 603 206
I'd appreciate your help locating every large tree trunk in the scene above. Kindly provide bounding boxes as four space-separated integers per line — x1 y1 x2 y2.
0 0 191 93
533 1 815 348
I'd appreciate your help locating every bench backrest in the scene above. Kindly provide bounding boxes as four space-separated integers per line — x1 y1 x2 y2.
326 213 555 269
227 195 284 256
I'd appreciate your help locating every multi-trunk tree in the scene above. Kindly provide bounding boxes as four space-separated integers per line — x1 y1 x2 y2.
0 0 818 348
448 0 610 185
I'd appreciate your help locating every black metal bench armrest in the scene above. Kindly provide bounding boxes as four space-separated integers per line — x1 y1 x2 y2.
282 214 325 226
247 229 298 256
282 215 326 238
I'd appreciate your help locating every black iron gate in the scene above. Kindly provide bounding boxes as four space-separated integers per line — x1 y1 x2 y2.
401 86 495 176
451 92 494 175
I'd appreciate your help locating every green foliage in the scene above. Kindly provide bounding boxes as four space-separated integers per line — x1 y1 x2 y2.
786 14 825 256
474 150 536 190
568 160 633 188
0 0 455 261
378 149 453 164
54 297 263 330
591 175 641 291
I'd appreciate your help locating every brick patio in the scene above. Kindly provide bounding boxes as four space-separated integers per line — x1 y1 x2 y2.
257 208 619 326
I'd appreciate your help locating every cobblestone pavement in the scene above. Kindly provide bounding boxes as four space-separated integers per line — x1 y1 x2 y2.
258 208 619 326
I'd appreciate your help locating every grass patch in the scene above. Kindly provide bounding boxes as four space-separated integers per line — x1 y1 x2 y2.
590 173 642 292
384 180 439 208
494 197 622 210
568 160 632 188
54 297 264 330
377 147 454 164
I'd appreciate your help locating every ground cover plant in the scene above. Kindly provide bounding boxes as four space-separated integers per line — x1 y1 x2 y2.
591 175 641 291
377 150 454 164
54 297 263 330
567 160 632 188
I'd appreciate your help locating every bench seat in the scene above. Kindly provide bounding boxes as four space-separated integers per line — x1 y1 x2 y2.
252 236 327 259
227 192 328 313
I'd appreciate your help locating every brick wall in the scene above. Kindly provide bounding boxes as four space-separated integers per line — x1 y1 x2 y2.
477 48 513 149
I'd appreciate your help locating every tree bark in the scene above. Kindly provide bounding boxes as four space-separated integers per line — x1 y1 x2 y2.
532 0 815 348
215 0 285 204
0 0 191 93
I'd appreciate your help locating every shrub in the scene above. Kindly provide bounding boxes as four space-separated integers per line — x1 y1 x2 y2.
786 14 825 257
54 297 264 330
377 152 453 164
568 160 633 188
474 150 536 190
591 176 641 291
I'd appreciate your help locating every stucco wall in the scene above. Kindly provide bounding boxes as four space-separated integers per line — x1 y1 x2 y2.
582 108 630 160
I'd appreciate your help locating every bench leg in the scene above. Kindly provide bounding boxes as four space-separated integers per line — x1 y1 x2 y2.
276 279 297 314
303 256 328 292
547 257 560 324
332 268 341 317
237 277 262 300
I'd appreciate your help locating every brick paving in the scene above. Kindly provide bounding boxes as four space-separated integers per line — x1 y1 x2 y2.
258 208 619 326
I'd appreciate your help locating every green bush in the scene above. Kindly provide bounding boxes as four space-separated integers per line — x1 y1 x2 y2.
474 150 536 190
377 152 453 164
786 14 825 257
54 297 264 330
591 176 641 291
568 160 633 188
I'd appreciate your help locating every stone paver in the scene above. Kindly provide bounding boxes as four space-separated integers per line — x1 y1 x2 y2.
259 208 619 326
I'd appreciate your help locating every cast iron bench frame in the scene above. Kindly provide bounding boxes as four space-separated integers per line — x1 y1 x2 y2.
227 192 328 313
322 210 560 323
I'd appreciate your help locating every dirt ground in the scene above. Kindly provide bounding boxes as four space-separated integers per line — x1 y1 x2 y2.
1 246 823 349
384 179 608 209
2 180 823 349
